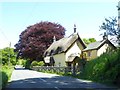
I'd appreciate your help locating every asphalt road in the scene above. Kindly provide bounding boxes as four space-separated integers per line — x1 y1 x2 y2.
4 67 117 90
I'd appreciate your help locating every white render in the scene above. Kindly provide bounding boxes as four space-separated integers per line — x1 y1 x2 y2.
52 42 82 67
97 43 108 56
65 42 81 62
53 53 66 67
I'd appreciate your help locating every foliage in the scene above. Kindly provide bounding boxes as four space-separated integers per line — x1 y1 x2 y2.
80 48 120 87
1 65 14 88
24 60 32 69
99 17 120 45
16 59 26 67
15 21 66 61
0 47 17 65
31 61 44 67
83 38 96 45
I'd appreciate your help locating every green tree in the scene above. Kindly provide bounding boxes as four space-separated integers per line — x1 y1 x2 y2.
0 47 17 65
83 38 96 45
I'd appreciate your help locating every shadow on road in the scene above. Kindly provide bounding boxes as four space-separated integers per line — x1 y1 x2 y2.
3 74 118 90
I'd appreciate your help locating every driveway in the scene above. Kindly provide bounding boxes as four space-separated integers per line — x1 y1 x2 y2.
5 67 117 90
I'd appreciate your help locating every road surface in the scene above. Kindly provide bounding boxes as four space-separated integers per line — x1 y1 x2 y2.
5 67 117 90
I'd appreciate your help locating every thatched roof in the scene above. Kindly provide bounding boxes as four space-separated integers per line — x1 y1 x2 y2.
44 33 86 56
83 39 116 51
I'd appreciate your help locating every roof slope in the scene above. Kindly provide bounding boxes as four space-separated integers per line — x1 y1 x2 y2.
44 33 86 56
83 39 116 51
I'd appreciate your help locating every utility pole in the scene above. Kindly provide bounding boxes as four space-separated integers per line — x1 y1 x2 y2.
9 42 11 66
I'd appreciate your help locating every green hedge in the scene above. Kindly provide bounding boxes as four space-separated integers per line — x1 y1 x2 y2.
80 48 120 86
1 65 13 88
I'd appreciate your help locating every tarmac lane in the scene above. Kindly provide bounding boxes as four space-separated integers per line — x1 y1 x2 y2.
4 68 118 90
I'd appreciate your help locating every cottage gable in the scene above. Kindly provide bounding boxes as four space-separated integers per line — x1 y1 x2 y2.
83 39 116 51
83 39 116 60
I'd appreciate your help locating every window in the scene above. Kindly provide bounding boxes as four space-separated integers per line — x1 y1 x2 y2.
88 51 91 57
56 47 62 54
50 50 54 55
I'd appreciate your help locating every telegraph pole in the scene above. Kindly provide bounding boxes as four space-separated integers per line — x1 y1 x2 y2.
9 42 11 66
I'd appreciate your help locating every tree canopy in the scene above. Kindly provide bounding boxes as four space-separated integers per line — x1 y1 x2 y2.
0 47 16 65
83 38 96 45
99 17 120 45
15 21 66 61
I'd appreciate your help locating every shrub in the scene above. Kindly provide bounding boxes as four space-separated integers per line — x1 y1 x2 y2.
31 61 38 66
25 60 32 69
80 48 120 87
1 71 8 88
1 65 13 88
16 59 26 67
38 61 44 66
31 61 44 67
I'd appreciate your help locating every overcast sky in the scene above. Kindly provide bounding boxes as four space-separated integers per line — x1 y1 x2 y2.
0 1 118 49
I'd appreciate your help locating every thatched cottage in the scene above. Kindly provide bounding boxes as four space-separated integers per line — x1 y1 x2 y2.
44 27 116 67
44 32 86 67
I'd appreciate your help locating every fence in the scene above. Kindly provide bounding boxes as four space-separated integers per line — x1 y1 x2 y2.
31 66 81 75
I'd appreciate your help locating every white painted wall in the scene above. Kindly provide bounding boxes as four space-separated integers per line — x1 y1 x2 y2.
53 53 66 67
97 43 108 56
65 42 81 62
47 41 83 66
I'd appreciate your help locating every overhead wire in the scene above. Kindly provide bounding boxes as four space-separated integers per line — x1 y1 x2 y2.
0 29 10 42
0 3 38 48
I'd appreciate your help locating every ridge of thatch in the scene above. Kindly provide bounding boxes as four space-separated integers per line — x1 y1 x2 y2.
44 33 86 56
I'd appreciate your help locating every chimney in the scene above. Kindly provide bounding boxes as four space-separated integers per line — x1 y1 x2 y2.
103 32 108 40
53 36 56 42
74 24 76 33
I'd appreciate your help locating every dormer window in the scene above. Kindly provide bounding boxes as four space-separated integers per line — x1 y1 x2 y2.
50 50 54 55
56 47 62 54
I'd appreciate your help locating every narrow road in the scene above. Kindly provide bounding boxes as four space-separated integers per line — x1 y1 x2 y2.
5 67 117 90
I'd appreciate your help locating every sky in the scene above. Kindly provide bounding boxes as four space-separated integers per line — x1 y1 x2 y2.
0 1 118 49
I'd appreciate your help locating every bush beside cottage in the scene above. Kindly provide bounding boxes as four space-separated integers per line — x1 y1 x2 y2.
79 48 120 87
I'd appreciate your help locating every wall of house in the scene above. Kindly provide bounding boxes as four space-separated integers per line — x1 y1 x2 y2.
65 42 81 62
84 43 115 61
97 43 109 56
84 50 97 61
53 53 66 67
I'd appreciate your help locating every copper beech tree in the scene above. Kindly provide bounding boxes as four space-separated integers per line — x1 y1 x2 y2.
15 21 65 62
